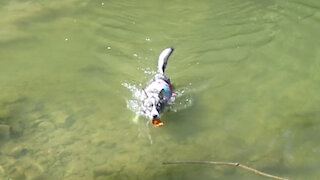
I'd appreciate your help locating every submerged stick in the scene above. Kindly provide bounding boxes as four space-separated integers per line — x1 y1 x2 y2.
163 160 289 180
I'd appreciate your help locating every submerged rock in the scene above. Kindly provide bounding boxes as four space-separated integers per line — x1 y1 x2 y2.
50 111 69 127
9 167 26 180
0 165 5 175
0 124 10 139
38 121 55 130
0 108 10 119
10 146 29 158
10 123 24 138
8 158 44 180
93 165 116 179
64 117 75 129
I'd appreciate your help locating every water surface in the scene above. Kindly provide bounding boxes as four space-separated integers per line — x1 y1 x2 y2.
0 0 320 179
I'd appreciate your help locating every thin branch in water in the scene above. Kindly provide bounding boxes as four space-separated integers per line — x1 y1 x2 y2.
163 160 290 180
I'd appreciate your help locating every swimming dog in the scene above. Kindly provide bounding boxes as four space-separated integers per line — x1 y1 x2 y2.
140 47 174 126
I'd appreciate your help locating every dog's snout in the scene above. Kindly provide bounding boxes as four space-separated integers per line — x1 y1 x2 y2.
153 115 158 119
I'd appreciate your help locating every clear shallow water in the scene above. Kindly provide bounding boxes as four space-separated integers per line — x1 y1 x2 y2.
0 0 319 179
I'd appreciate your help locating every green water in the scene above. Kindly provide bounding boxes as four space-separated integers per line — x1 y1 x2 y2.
1 0 320 179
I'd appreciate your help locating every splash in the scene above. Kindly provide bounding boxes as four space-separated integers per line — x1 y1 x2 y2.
121 82 144 115
122 67 193 143
121 81 193 121
168 87 193 112
137 67 156 75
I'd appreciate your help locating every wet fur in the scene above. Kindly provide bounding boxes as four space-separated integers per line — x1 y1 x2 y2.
140 47 174 125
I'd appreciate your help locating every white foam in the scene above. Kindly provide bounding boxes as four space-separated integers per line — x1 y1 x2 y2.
122 81 193 144
122 81 193 116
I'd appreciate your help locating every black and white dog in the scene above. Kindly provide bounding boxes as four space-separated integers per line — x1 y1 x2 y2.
140 47 174 126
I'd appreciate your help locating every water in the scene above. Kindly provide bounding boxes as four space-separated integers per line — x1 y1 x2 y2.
0 0 319 179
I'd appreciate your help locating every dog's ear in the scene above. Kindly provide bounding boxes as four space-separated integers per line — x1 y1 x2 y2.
159 89 165 100
141 89 148 99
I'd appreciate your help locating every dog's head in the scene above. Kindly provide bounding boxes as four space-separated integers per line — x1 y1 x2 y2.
141 91 165 126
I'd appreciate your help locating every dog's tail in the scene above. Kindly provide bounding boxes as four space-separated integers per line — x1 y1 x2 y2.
158 47 174 74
